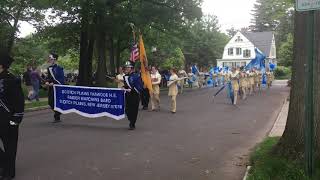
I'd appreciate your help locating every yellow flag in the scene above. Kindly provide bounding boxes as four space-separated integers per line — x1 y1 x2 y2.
139 35 153 93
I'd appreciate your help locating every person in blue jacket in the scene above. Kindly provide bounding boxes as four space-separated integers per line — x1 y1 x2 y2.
45 52 65 123
123 61 143 130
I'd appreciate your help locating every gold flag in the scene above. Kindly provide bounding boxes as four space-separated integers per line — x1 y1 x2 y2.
139 35 153 93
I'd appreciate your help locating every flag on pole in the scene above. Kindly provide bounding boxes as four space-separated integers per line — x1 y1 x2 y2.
130 43 139 62
245 48 266 71
139 35 153 93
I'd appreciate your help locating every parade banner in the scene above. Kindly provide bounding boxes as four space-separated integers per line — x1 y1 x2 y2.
54 85 125 120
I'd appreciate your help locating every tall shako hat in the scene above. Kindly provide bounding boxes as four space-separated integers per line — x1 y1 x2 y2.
0 49 14 69
49 52 59 61
124 61 134 68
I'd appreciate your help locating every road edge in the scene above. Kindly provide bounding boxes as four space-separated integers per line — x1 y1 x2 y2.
242 96 288 180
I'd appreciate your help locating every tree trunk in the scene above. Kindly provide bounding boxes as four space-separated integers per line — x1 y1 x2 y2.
109 36 115 75
95 13 107 86
77 1 95 86
7 3 23 53
274 11 320 160
115 38 121 73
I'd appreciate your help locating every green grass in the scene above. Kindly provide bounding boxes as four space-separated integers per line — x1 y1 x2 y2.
275 75 291 80
22 85 48 98
25 100 48 109
247 137 315 180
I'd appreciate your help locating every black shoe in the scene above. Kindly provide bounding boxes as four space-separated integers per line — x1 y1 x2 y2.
128 127 135 130
52 119 62 123
142 107 148 110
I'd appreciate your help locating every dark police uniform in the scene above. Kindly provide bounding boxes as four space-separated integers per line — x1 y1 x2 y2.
0 69 24 179
123 70 143 130
46 64 64 122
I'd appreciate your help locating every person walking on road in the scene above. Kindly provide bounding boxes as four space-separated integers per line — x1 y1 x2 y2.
123 61 144 130
45 53 65 123
150 66 161 111
0 51 25 180
168 68 179 113
230 68 240 105
178 69 187 94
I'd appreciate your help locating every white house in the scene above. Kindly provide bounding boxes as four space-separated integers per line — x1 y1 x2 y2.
217 31 276 68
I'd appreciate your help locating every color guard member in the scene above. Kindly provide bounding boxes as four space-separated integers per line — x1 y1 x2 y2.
150 66 161 111
168 68 179 113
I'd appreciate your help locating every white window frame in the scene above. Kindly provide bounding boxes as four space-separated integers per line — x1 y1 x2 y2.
236 48 242 55
228 48 234 56
243 50 251 58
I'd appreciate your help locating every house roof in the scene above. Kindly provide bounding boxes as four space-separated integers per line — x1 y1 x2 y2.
242 31 274 56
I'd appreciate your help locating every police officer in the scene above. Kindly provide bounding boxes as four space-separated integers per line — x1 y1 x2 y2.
0 52 24 180
45 53 65 123
123 61 143 130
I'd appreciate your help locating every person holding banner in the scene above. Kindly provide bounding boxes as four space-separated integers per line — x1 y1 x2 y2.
45 53 65 123
123 61 143 130
150 66 161 111
0 52 25 180
168 68 179 113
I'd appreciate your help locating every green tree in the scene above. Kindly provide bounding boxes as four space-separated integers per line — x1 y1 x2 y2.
10 35 47 74
278 33 293 67
0 0 46 53
183 15 229 67
160 48 185 70
251 0 294 49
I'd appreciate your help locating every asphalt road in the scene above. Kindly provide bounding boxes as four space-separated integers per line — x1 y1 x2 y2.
16 82 289 180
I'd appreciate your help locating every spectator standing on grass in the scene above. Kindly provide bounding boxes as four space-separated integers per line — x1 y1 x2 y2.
23 66 32 99
28 68 41 101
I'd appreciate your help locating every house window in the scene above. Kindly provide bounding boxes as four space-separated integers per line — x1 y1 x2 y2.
228 48 234 56
236 48 242 55
243 50 251 58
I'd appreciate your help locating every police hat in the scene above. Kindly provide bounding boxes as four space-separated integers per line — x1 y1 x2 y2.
49 52 59 61
0 51 14 68
124 61 134 68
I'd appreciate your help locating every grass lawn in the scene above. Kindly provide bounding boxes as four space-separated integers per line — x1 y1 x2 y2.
25 100 48 109
247 137 319 180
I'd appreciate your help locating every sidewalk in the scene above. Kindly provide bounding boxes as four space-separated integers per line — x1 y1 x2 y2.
269 99 289 137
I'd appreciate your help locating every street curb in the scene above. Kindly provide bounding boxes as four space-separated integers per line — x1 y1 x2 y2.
242 97 288 180
25 106 50 113
269 99 289 137
243 166 252 180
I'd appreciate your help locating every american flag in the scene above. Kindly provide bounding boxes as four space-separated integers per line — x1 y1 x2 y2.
130 43 139 62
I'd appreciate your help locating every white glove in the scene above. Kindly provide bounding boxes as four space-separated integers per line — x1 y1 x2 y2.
10 121 18 126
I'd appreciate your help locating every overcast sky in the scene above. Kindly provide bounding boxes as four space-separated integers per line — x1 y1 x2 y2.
202 0 256 31
18 0 257 37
